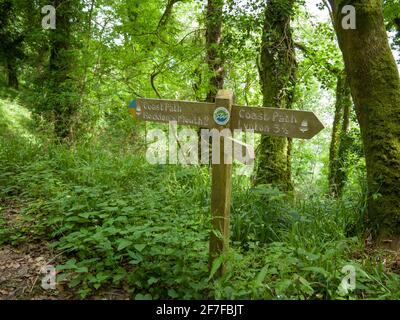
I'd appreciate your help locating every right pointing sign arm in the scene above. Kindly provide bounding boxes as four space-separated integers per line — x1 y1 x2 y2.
231 105 324 139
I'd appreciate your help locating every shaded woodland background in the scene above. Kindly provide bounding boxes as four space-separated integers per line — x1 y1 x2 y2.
0 0 400 299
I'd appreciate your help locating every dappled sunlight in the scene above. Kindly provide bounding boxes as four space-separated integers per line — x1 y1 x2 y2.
0 98 39 144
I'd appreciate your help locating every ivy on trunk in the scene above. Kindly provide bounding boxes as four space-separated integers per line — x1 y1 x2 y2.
329 0 400 241
255 0 297 191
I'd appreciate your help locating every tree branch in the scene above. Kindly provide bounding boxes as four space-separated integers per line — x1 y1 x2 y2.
295 42 340 75
150 71 162 98
157 0 182 30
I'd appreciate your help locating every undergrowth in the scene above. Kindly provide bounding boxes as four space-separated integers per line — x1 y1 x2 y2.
1 97 399 299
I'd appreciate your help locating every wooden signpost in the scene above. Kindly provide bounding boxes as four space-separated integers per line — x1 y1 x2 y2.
129 89 324 277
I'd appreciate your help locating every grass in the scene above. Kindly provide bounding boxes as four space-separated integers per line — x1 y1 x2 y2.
0 96 399 299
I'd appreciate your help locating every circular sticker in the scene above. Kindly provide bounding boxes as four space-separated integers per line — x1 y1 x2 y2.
136 104 142 116
213 107 230 126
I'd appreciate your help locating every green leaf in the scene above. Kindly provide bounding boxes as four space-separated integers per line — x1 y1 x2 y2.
275 279 292 293
56 273 69 283
209 255 224 280
93 283 101 289
117 239 132 251
75 266 88 273
134 244 146 252
78 212 91 219
255 266 269 286
128 250 143 264
302 266 328 277
147 277 159 285
297 248 320 261
58 259 77 270
297 276 314 295
135 293 152 300
69 276 82 288
168 289 179 298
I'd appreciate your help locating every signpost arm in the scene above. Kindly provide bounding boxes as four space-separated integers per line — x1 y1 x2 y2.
209 90 234 277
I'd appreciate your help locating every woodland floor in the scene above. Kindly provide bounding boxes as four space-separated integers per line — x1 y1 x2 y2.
0 201 129 300
1 98 400 300
0 243 131 300
0 243 66 299
2 199 400 300
0 201 66 299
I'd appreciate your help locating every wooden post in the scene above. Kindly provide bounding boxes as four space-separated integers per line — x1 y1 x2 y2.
129 90 324 278
208 90 234 277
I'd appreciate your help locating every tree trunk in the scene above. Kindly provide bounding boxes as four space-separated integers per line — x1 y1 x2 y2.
329 0 400 240
49 0 77 140
255 0 297 191
199 0 224 162
205 0 224 102
6 59 18 89
328 71 352 197
0 0 21 90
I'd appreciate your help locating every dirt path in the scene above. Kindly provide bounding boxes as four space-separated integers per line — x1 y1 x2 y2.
0 199 129 300
0 242 72 299
0 198 71 299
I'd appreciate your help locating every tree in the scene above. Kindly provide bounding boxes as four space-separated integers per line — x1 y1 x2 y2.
47 0 81 140
197 0 225 161
25 0 82 140
205 0 224 102
0 0 25 89
255 0 297 191
328 71 352 197
328 0 400 242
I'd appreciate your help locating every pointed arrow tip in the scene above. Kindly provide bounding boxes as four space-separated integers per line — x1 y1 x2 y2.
312 114 325 137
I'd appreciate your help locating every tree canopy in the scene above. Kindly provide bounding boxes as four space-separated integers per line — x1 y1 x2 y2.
0 0 399 301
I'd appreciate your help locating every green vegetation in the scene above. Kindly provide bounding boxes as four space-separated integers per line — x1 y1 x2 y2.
1 98 399 299
1 0 399 301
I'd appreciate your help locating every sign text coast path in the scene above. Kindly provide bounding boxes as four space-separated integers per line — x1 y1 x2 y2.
129 98 324 139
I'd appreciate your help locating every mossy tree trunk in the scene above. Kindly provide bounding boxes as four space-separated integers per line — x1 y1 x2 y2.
0 0 23 90
49 0 79 140
329 0 400 239
255 0 297 191
6 59 19 89
199 0 224 161
328 71 352 197
205 0 224 102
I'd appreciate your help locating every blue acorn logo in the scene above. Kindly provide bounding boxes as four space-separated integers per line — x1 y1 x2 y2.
213 107 230 125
